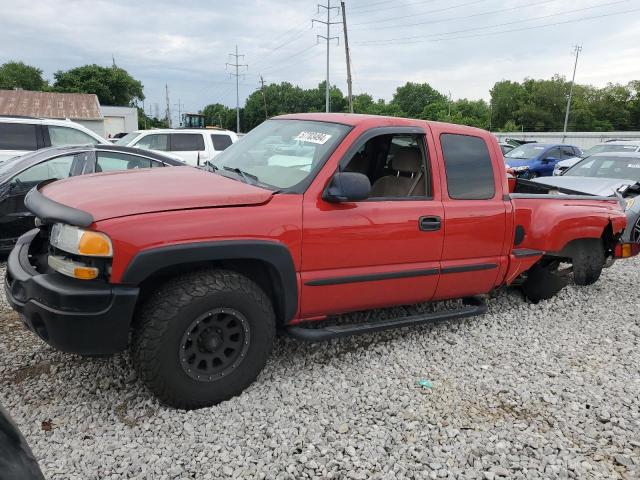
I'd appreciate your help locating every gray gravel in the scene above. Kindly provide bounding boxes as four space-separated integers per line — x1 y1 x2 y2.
1 258 639 479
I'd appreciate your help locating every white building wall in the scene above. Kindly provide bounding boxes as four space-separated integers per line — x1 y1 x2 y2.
494 131 640 150
100 106 139 138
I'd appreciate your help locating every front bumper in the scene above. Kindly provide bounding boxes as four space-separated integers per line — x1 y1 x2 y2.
4 229 139 355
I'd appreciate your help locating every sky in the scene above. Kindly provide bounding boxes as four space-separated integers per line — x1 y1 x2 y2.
1 0 640 125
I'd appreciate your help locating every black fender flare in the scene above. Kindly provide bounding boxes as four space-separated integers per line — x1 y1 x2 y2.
121 240 298 323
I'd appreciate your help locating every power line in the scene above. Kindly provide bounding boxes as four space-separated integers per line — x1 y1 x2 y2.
226 45 248 133
313 0 341 112
350 0 558 31
351 0 488 26
348 0 437 15
354 0 632 45
260 44 319 75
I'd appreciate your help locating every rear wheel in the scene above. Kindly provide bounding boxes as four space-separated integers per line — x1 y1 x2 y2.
521 261 568 303
132 269 275 410
572 239 605 286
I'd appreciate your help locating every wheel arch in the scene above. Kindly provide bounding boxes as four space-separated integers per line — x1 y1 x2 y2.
122 241 298 325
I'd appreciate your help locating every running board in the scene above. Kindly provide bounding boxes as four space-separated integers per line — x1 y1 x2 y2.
284 296 487 341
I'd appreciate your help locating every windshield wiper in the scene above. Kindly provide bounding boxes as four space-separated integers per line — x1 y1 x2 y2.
222 166 258 185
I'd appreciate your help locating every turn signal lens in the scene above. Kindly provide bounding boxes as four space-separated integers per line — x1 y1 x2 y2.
79 231 113 257
48 255 99 280
73 266 99 280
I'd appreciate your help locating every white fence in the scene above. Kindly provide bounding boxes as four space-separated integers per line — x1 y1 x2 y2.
494 131 640 150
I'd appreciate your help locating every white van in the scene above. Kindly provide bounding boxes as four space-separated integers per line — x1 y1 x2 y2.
115 128 238 166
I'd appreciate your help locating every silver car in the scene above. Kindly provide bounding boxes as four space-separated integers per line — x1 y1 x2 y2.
553 140 640 176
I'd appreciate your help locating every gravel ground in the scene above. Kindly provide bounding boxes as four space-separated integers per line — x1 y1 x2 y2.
1 259 639 480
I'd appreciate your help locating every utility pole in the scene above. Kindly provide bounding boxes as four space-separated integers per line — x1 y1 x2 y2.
174 98 184 126
226 45 248 133
563 45 582 134
313 0 340 112
164 84 171 128
259 75 268 120
448 91 452 119
340 1 353 113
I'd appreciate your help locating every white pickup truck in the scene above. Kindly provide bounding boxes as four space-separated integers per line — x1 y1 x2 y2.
115 128 238 166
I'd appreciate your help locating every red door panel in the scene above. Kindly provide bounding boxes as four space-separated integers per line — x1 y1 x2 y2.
300 200 444 317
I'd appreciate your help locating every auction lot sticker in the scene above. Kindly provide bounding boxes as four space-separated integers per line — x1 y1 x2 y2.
295 131 332 144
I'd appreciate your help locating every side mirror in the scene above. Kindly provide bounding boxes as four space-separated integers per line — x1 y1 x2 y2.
543 156 558 164
323 172 371 203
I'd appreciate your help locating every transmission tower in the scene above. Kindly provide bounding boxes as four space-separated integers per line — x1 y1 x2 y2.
313 0 340 112
226 45 248 133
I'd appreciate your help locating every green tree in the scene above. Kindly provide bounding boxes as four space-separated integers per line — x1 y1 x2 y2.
0 61 47 91
390 82 447 118
137 107 167 129
53 64 144 106
201 103 235 129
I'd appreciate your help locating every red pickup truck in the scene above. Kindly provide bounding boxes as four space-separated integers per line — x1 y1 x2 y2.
5 114 635 409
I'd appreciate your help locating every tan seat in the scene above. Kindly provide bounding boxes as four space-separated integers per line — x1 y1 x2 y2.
370 147 425 197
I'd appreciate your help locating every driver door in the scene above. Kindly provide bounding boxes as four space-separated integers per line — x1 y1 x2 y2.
299 129 444 318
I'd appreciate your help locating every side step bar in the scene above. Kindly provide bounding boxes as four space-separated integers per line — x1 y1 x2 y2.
284 296 487 341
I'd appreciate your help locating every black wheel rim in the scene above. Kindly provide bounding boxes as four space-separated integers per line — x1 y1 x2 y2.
179 308 250 382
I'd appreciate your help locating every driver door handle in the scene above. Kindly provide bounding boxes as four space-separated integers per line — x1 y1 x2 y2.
419 216 441 232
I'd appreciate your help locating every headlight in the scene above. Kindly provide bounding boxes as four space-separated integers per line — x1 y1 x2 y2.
512 166 529 172
50 223 113 257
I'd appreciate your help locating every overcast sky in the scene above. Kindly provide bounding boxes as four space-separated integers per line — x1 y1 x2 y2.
2 0 639 124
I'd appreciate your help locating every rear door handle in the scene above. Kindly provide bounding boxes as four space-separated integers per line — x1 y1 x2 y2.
419 215 441 232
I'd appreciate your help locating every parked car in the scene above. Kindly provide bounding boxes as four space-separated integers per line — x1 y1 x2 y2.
0 145 185 253
532 152 640 243
115 128 238 166
504 143 582 179
5 113 634 409
499 142 515 155
107 132 129 143
553 140 640 175
0 116 108 162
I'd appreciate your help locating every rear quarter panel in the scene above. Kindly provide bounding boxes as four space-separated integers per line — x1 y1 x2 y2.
511 196 626 253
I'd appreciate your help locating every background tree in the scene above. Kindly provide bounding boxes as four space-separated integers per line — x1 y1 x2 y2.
390 82 447 118
0 61 47 91
53 64 144 106
137 107 167 129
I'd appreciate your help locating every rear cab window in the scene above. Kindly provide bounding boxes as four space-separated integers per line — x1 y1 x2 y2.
211 134 233 151
0 123 38 150
440 134 495 200
171 134 205 151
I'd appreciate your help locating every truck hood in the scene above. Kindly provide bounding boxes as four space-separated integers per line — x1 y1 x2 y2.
39 166 274 222
532 176 636 197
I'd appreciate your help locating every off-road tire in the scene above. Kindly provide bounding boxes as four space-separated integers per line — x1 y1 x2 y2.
131 269 275 410
572 239 605 286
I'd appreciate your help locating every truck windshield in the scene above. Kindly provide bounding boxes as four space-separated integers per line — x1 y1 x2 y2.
211 119 350 189
564 155 640 181
504 144 547 160
114 132 140 146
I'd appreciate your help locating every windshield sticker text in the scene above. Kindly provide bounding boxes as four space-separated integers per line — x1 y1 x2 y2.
294 131 332 145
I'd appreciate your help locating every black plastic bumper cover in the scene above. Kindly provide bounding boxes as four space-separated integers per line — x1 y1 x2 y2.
4 230 139 355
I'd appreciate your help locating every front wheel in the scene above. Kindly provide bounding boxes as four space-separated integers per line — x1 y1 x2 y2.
132 269 275 410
